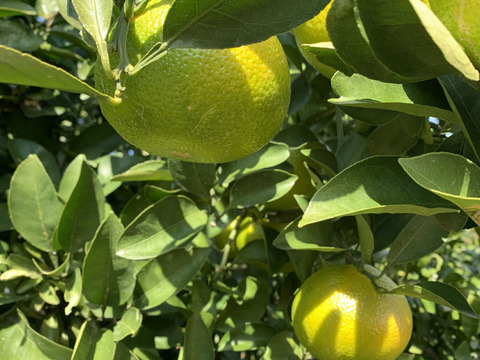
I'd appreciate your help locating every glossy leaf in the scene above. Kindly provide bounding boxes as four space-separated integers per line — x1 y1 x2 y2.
327 0 410 83
83 212 135 306
218 143 290 186
217 323 276 352
0 254 42 281
356 0 478 81
7 138 61 187
0 45 113 101
229 170 298 209
303 42 355 76
71 321 116 360
368 114 424 155
117 196 208 260
330 73 457 123
439 74 480 161
300 156 457 227
387 215 448 266
64 267 82 316
273 218 342 252
113 307 142 342
57 160 105 253
133 247 210 310
0 309 72 359
263 331 303 360
0 0 36 16
355 215 374 262
168 160 215 199
0 18 42 51
111 160 173 182
58 154 87 202
163 0 330 49
399 153 480 225
391 282 478 318
183 313 214 360
8 155 62 252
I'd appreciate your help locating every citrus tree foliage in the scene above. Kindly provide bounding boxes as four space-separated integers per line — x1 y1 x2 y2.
1 0 480 359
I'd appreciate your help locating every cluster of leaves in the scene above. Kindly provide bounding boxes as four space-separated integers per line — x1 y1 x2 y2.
0 0 480 359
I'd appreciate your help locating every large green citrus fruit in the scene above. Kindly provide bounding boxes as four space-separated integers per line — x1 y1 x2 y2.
429 0 480 70
95 0 291 163
292 1 335 78
291 264 413 360
215 216 264 257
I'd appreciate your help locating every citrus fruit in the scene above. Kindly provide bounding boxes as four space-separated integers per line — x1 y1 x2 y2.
429 0 480 70
292 1 335 78
215 216 264 257
95 0 291 163
291 264 413 360
266 149 317 210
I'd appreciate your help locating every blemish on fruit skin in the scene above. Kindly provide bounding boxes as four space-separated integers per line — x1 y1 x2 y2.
169 151 191 158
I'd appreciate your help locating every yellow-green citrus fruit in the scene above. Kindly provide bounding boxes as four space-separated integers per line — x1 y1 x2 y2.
95 0 291 163
291 264 413 360
215 216 264 257
292 1 335 78
430 0 480 70
267 150 316 210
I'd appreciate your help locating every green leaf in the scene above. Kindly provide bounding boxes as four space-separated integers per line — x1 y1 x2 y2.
217 323 276 352
71 0 112 75
57 160 105 253
0 19 42 51
120 185 180 227
0 254 42 281
8 155 62 252
163 0 330 49
368 114 424 155
439 75 480 161
355 215 374 262
355 0 478 81
0 203 13 232
111 159 173 182
83 212 135 306
0 309 72 359
0 0 36 17
387 215 448 266
299 156 457 227
0 45 115 102
399 152 480 225
273 218 342 252
71 321 116 360
263 331 303 360
183 313 214 360
218 143 290 186
7 138 61 187
168 160 215 199
302 42 355 76
113 307 142 342
58 154 86 201
391 282 478 319
116 196 208 260
326 0 409 83
229 170 298 209
64 267 82 316
330 73 457 123
216 277 269 332
132 247 210 310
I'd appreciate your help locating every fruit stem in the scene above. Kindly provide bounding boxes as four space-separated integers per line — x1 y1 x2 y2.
213 212 247 281
128 42 169 76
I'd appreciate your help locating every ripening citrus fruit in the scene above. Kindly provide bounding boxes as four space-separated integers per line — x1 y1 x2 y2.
95 0 291 163
429 0 480 70
292 1 335 78
215 216 264 257
291 264 413 360
266 149 316 210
